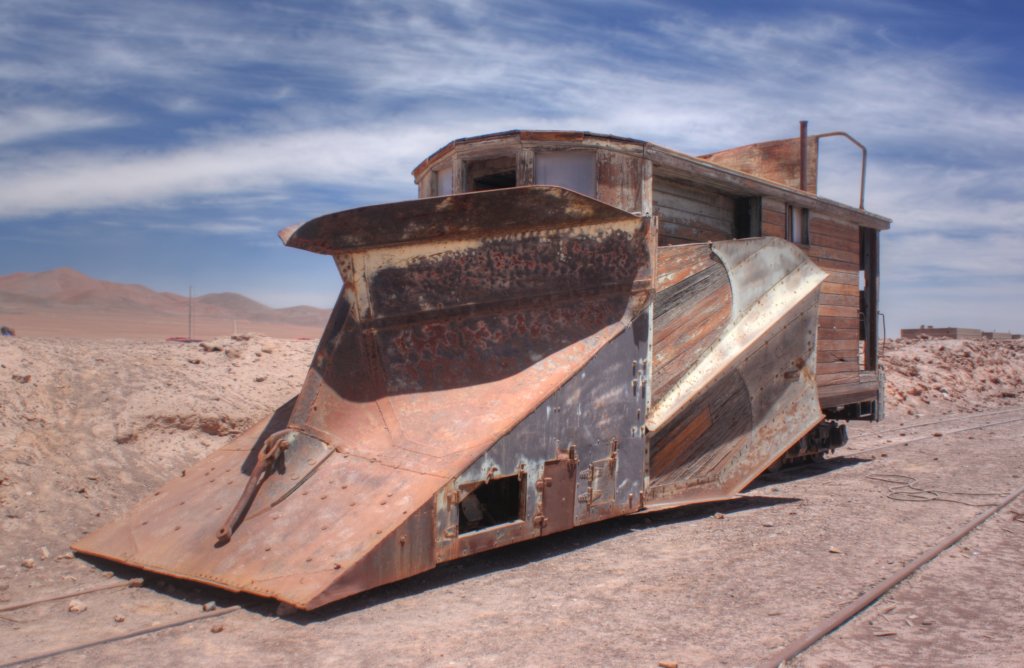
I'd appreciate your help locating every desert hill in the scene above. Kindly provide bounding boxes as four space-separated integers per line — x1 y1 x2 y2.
0 267 330 339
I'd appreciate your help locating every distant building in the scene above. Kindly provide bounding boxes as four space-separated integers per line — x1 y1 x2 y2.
901 325 1020 340
900 326 982 340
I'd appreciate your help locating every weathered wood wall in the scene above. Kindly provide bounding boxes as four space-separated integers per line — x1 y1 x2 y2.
653 175 736 244
595 150 647 214
700 136 819 194
651 244 732 404
762 197 862 390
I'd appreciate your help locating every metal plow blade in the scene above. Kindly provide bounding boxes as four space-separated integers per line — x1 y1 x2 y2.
645 237 828 506
74 186 654 610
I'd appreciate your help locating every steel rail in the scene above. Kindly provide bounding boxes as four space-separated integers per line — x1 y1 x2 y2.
845 415 1024 459
1 606 242 667
0 578 142 613
868 406 1024 437
759 479 1024 667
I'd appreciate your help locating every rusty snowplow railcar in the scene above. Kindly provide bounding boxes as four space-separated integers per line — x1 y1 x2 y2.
75 128 890 610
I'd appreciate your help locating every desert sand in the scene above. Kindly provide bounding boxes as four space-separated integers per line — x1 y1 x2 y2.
1 332 1022 666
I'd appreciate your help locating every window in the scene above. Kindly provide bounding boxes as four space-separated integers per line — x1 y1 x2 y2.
435 166 453 196
535 151 596 197
467 156 517 191
735 197 762 238
786 205 809 245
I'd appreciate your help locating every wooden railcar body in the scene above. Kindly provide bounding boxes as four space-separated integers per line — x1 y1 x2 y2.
413 130 889 421
75 128 890 611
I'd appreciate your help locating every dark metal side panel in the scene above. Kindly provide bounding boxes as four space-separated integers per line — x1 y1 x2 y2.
434 315 650 563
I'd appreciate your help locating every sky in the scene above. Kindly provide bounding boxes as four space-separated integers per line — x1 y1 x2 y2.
1 0 1022 335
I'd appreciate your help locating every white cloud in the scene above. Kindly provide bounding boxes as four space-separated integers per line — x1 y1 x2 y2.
0 107 129 146
0 119 524 218
2 0 1023 330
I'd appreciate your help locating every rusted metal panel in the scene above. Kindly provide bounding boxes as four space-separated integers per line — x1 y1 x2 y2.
434 313 649 561
539 456 576 535
280 186 641 255
366 225 649 321
76 186 655 610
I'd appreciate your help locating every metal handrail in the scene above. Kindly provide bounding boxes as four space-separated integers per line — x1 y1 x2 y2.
815 131 868 209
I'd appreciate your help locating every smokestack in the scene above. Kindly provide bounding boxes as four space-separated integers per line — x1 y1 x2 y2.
799 120 808 191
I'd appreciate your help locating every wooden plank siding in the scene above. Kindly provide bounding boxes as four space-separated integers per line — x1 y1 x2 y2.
761 198 863 389
595 150 644 214
651 245 732 404
761 197 786 238
408 131 888 413
653 175 736 245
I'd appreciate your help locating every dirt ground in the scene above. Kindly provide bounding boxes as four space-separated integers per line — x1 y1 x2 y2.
1 335 1022 667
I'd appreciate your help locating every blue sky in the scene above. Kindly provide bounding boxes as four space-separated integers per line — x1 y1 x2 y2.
2 0 1022 334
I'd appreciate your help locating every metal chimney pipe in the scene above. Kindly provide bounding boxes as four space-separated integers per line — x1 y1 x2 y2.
799 120 808 191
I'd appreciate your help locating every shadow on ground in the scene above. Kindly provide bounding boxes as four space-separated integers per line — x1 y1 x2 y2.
79 492 803 623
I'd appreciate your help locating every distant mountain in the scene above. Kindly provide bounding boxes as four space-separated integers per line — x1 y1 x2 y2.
0 268 330 328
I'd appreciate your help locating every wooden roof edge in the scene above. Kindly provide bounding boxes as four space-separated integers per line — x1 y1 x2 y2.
643 144 893 231
411 130 647 178
411 130 892 231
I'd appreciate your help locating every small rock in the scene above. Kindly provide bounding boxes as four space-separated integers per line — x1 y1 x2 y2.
57 552 74 560
114 614 126 623
276 602 299 617
762 522 774 527
713 512 725 520
102 571 114 578
210 624 225 633
21 558 34 569
12 374 31 384
68 599 87 613
114 431 137 444
40 547 50 560
202 601 216 612
254 376 267 383
829 546 843 554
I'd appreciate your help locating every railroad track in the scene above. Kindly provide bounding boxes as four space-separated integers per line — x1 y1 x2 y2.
0 582 244 667
760 405 1024 666
762 479 1024 667
843 406 1024 458
4 406 1022 666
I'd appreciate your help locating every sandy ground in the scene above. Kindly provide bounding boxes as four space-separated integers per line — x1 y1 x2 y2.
0 310 323 341
1 335 1022 667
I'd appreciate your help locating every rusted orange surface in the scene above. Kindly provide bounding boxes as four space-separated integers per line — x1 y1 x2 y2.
76 184 829 611
75 187 654 609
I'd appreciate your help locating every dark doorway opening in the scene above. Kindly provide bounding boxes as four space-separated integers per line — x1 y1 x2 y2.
458 475 523 533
